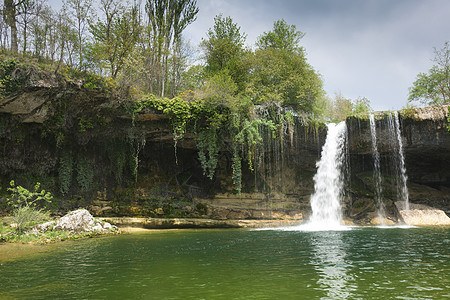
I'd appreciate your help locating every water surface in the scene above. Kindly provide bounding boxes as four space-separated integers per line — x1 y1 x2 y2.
0 227 448 299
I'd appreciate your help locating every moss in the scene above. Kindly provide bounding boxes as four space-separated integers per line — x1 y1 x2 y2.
399 108 416 120
0 57 28 97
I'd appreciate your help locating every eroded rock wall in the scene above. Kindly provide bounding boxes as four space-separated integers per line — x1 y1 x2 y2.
346 105 450 223
0 83 327 220
1 81 449 223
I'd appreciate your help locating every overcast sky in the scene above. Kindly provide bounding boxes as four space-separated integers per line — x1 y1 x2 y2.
182 0 450 111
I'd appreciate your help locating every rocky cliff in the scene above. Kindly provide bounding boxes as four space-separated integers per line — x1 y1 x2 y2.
346 105 450 223
0 74 449 224
0 73 327 221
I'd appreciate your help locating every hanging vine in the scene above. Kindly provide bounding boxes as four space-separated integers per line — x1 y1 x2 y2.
128 94 282 192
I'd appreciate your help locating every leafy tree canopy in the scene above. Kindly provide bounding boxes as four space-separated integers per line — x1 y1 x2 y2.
256 19 305 53
409 41 450 106
247 41 323 113
200 14 250 92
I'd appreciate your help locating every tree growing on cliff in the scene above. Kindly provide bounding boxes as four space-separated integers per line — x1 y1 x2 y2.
65 0 94 70
200 14 249 93
3 0 29 52
89 0 141 78
145 0 199 97
409 42 450 106
248 19 323 114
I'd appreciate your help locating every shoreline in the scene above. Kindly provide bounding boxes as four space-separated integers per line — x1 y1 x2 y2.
100 217 305 229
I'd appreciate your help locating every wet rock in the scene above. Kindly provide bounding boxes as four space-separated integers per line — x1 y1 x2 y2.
369 217 395 226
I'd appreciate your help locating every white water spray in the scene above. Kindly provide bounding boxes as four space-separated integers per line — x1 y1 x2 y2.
369 114 386 221
307 122 348 229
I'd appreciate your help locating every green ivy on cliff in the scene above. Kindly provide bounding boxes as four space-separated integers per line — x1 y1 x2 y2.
128 93 279 193
0 58 27 97
58 150 73 196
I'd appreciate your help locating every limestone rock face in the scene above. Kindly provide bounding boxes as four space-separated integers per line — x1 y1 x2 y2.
346 105 450 222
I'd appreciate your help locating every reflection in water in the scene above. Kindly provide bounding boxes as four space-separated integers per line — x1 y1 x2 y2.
310 231 354 299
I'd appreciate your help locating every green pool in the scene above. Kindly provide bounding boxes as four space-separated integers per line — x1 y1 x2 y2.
0 226 449 299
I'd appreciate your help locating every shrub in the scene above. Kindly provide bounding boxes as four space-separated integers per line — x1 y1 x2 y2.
7 180 53 234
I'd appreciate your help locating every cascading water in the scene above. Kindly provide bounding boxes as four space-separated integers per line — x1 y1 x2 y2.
388 111 410 211
369 114 386 222
307 122 348 229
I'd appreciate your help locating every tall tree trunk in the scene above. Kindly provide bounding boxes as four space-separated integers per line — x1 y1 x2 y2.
4 0 19 53
10 21 18 52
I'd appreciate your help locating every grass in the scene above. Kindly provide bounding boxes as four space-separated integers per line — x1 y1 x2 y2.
0 217 120 245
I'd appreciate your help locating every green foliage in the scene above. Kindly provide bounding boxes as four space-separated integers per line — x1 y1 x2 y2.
130 91 278 192
197 126 222 179
256 19 305 53
201 70 238 100
89 3 141 79
131 95 190 139
201 14 247 73
107 139 129 184
351 97 372 117
201 14 249 92
408 41 450 105
78 116 94 133
76 154 94 192
0 58 27 96
7 180 53 209
6 180 53 234
247 47 324 113
60 66 116 91
58 150 73 195
447 116 450 134
10 206 50 234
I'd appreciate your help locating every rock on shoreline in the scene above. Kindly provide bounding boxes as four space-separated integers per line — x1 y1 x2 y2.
33 209 118 233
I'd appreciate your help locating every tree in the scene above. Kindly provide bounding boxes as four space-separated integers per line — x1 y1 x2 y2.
29 3 53 57
352 96 372 116
65 0 93 70
200 14 248 92
256 19 305 53
3 0 26 52
409 42 450 105
89 0 141 78
247 48 323 112
247 20 323 113
145 0 198 97
332 92 353 121
0 9 8 49
170 0 198 96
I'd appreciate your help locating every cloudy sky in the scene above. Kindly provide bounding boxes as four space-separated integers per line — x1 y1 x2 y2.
182 0 450 111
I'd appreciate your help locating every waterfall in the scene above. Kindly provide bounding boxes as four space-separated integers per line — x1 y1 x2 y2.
389 112 410 211
369 114 386 222
308 122 348 229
